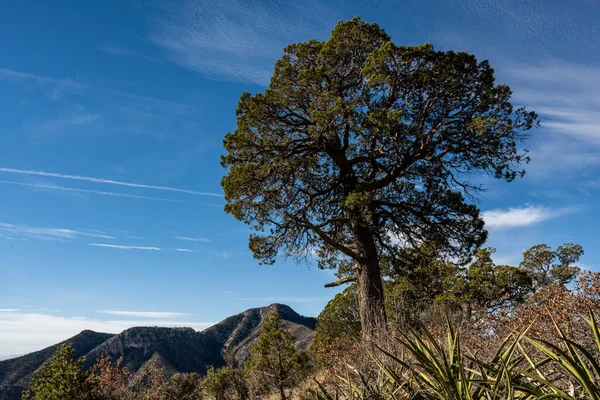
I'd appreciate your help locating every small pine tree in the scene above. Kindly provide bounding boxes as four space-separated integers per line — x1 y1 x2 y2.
22 344 92 400
245 310 311 400
159 373 203 400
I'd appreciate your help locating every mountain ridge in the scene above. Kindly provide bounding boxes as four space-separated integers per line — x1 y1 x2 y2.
0 304 316 400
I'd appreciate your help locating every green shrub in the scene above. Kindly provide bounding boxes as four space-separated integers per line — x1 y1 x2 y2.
202 366 248 400
22 345 92 400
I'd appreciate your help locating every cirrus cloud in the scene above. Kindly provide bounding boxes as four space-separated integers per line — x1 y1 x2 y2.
174 236 210 242
89 243 162 251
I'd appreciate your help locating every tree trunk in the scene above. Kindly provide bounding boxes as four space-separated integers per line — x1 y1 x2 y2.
357 258 388 336
354 225 388 336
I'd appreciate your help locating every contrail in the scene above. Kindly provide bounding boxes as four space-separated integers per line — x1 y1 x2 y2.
0 167 223 197
89 243 162 251
0 180 184 203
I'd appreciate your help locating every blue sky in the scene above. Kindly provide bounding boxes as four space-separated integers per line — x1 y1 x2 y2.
1 0 599 354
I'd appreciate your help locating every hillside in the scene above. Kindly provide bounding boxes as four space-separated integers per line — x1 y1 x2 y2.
0 304 316 400
0 330 114 390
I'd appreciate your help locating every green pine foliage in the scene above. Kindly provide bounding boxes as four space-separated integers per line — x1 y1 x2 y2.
202 366 248 400
159 373 203 400
22 345 91 400
246 311 313 400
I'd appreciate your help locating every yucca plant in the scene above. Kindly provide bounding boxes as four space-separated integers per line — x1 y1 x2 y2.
519 310 600 399
377 321 545 400
377 321 476 399
313 320 541 399
312 312 600 399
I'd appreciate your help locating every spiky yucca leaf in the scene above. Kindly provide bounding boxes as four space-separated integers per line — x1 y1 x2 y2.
522 310 600 400
314 312 600 399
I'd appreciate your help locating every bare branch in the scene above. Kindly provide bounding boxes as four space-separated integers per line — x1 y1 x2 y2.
324 275 357 288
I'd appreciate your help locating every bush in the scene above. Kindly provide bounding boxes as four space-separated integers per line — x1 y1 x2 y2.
159 373 203 400
202 366 248 400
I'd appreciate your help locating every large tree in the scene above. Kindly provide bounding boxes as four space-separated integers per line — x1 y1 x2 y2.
221 18 538 335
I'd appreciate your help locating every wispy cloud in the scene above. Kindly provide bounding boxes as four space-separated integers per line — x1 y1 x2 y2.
36 107 101 137
0 222 115 241
1 66 202 141
174 248 195 253
0 167 223 197
89 243 162 251
0 309 19 312
148 0 334 84
0 180 184 203
0 67 193 113
108 228 130 234
0 310 214 354
99 44 159 62
174 236 210 242
482 205 575 229
99 45 134 56
509 64 600 145
417 0 600 70
98 310 189 318
0 67 81 89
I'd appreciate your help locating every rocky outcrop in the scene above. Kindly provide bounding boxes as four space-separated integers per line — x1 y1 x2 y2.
0 304 316 400
203 303 316 364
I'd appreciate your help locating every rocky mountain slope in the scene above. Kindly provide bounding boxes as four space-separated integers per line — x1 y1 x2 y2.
0 304 316 400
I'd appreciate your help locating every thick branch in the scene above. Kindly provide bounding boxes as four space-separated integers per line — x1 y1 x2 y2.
324 274 357 288
290 215 363 261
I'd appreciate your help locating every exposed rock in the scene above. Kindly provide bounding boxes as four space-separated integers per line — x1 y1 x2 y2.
0 304 316 400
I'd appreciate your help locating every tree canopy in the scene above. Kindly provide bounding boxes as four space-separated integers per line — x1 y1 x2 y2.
520 243 583 289
222 17 538 334
22 345 91 400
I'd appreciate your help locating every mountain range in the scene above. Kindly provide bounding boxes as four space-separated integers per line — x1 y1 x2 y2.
0 304 316 400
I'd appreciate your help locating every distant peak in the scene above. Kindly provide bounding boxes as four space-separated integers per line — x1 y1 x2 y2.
75 329 113 338
79 329 99 335
119 326 198 336
269 303 300 313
